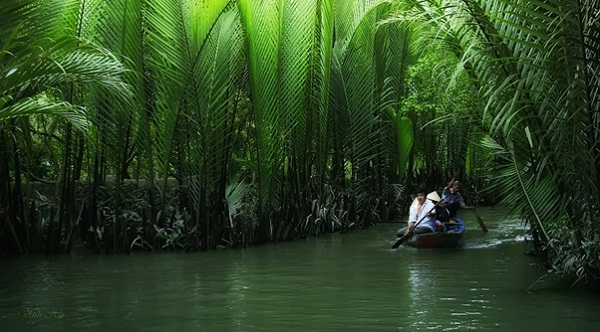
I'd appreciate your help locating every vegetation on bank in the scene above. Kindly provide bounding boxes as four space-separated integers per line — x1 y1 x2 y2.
1 0 598 286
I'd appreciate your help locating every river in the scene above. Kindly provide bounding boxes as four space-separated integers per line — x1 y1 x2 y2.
1 207 599 331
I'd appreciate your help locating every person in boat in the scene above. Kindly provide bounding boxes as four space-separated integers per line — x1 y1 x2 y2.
396 188 437 237
433 199 451 232
436 200 450 223
441 176 474 217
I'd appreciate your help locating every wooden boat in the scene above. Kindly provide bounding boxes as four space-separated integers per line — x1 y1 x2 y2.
405 217 466 248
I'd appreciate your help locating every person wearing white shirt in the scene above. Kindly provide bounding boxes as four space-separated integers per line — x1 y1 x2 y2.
396 189 437 237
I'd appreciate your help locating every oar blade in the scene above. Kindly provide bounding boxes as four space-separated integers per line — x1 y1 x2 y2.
391 234 410 249
476 213 488 233
391 237 405 249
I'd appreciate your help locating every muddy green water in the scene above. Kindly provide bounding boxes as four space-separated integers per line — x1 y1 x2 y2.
1 208 599 331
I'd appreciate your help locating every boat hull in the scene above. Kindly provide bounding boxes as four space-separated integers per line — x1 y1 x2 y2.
405 217 465 248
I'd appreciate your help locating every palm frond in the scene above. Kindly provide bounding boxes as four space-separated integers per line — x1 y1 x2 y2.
278 0 319 187
341 1 392 171
187 8 245 206
81 0 147 181
187 0 232 56
1 37 127 131
238 0 282 210
145 0 193 189
0 96 88 130
225 178 250 228
312 0 334 190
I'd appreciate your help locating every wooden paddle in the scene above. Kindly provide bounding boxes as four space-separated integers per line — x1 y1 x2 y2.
472 208 488 233
391 197 442 249
464 192 488 233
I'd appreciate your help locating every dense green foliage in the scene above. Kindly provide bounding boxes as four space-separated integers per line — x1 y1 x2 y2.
404 0 600 286
1 0 599 286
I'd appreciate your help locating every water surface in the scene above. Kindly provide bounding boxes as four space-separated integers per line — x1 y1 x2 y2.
1 208 599 331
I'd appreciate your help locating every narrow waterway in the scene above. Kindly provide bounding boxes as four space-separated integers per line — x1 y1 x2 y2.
1 208 599 331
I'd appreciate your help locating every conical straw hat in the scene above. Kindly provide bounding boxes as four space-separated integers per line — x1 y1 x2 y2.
426 191 442 202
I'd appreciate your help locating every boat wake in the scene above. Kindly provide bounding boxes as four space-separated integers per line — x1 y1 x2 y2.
463 217 531 249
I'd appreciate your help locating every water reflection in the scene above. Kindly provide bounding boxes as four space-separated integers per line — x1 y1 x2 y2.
406 264 437 330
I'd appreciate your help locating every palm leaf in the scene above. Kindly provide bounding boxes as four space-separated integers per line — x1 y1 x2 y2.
1 37 127 125
0 96 88 130
396 114 414 178
145 0 194 197
187 7 245 211
237 0 282 211
278 0 319 189
339 1 392 171
188 0 232 56
312 0 334 190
